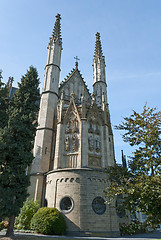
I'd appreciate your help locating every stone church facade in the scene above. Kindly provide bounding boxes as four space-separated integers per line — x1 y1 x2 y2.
28 14 120 236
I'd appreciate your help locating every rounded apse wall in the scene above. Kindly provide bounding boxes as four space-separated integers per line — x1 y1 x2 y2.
45 168 120 237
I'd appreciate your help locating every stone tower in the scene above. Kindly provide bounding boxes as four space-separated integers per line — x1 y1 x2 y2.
28 14 62 203
29 14 120 237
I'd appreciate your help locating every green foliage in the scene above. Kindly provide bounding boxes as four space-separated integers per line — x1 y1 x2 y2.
31 208 66 235
15 199 39 230
116 104 161 175
0 75 11 129
120 220 147 236
105 104 161 228
0 66 40 220
0 221 8 231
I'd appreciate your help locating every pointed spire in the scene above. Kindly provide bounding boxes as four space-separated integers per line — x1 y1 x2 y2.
0 69 3 81
121 150 127 169
94 32 103 58
52 14 62 42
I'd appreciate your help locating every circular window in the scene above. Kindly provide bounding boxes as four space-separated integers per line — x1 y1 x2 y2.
92 197 106 215
60 196 74 213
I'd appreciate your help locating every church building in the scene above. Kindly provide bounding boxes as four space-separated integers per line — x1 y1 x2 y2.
28 14 120 237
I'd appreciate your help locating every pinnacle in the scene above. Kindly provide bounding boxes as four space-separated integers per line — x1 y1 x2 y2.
52 13 62 42
94 32 103 58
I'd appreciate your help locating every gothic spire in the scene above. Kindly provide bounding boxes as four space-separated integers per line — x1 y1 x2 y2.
52 13 62 42
94 32 103 59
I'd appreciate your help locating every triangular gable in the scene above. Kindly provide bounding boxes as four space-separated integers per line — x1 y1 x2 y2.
59 67 91 98
63 97 81 124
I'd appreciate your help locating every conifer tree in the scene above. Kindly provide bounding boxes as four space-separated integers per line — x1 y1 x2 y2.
0 66 40 237
0 71 10 129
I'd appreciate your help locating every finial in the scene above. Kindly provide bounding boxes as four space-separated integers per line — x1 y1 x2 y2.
52 13 62 42
94 32 103 58
74 56 80 68
71 92 75 99
91 92 95 102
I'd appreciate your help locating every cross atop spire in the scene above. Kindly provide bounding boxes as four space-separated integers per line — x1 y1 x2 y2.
74 56 80 68
52 14 62 42
94 32 103 59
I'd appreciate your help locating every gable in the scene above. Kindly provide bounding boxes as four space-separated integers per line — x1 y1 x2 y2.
63 97 81 124
59 68 91 103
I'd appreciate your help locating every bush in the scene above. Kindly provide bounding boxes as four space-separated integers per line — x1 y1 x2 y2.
0 221 8 230
120 220 147 236
15 199 39 230
31 207 66 235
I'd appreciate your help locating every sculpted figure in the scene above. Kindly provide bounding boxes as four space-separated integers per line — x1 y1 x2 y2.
96 138 101 153
65 136 70 151
72 135 78 151
65 122 71 134
88 136 94 151
72 119 79 133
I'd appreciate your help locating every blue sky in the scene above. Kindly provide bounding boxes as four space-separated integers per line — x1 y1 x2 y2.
1 0 161 163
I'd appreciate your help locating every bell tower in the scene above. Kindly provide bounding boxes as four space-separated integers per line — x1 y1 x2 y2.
28 14 62 202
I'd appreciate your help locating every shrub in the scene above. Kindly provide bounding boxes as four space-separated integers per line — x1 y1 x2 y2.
31 207 66 235
0 221 8 230
15 199 39 230
120 220 147 236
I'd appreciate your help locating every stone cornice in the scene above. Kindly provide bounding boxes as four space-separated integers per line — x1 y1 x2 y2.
45 63 61 71
93 81 107 87
37 127 55 132
41 90 58 98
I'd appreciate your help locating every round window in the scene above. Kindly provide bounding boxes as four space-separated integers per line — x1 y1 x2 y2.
92 196 106 215
60 196 74 213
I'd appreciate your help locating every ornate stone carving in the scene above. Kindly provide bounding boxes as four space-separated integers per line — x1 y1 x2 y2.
96 138 101 153
95 125 100 135
65 136 70 151
88 121 94 133
88 136 94 151
72 134 78 151
65 122 71 134
72 119 79 133
88 155 101 168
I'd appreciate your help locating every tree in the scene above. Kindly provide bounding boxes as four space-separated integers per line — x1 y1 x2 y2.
105 104 161 228
0 71 11 129
0 66 40 237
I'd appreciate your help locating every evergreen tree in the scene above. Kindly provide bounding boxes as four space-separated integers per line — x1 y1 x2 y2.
0 66 40 237
105 104 161 228
0 71 10 129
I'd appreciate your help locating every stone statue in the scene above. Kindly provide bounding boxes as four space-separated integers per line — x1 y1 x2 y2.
72 135 78 151
96 138 101 153
65 136 70 151
88 136 94 151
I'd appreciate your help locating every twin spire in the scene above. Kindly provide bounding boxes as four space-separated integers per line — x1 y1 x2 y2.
51 15 104 61
52 14 62 42
94 32 103 59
